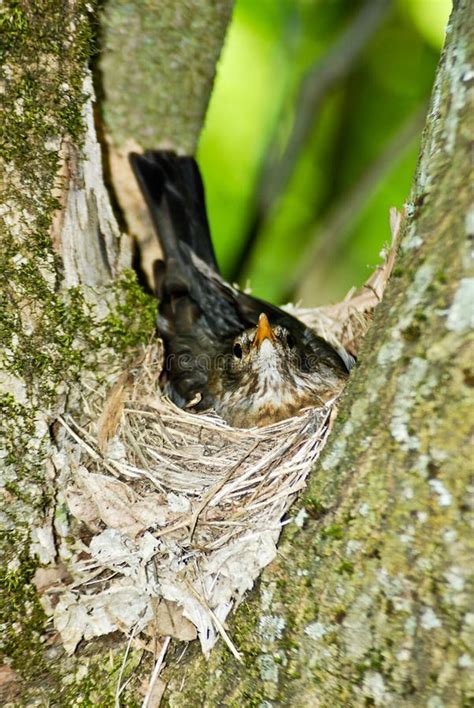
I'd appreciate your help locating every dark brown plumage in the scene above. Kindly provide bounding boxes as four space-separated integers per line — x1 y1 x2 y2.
130 151 353 428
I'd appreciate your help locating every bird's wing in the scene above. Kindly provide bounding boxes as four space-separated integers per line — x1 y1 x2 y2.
188 251 352 374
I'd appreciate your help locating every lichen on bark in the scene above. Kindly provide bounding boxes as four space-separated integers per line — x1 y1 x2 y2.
0 1 152 702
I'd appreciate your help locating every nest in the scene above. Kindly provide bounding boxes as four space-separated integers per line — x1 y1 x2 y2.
47 211 400 669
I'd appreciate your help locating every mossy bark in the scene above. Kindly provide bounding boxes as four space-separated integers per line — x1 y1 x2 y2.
162 2 474 705
0 1 231 703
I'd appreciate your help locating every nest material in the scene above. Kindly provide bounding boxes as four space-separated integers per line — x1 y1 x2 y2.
48 211 401 659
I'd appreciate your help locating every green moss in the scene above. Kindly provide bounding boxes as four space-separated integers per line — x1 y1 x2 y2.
320 523 344 541
337 560 355 575
57 648 145 708
101 270 157 351
303 496 328 519
0 541 50 683
0 1 158 701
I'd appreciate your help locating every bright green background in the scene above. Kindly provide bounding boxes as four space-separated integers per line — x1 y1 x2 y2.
197 0 450 305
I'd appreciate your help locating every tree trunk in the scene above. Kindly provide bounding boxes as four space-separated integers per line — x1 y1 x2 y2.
163 2 474 705
1 0 472 706
0 1 232 703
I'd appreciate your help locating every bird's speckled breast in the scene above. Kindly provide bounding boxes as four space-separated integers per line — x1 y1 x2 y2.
212 362 343 428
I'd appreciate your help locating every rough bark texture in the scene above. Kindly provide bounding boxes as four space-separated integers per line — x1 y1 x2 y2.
99 0 234 152
0 1 231 703
161 2 474 705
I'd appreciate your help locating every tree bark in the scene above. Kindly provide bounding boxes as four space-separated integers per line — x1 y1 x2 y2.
0 1 231 703
162 2 474 705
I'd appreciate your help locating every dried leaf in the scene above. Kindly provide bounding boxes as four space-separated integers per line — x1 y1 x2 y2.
0 664 21 703
139 676 167 707
54 582 153 654
30 521 56 564
53 591 89 655
67 468 167 537
32 564 71 593
147 599 197 642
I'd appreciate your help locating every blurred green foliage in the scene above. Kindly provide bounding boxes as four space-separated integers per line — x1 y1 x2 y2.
197 0 450 305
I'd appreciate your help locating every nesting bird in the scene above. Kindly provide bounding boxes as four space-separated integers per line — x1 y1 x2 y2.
130 151 353 428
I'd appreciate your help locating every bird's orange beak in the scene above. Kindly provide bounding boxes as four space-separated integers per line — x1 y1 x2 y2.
252 313 276 349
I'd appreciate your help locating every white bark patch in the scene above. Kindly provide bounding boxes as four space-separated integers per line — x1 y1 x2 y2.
405 616 417 636
465 206 474 238
398 263 435 331
305 621 329 641
376 340 404 367
445 35 470 154
321 419 352 471
401 222 424 251
257 654 279 684
362 671 390 706
427 697 445 708
397 649 411 662
458 653 474 668
390 357 429 449
444 567 465 592
258 615 286 643
342 593 373 660
0 371 28 405
421 607 442 630
260 584 275 612
446 278 474 332
428 479 452 507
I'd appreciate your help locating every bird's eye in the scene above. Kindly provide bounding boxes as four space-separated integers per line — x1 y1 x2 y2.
233 342 243 359
286 333 295 349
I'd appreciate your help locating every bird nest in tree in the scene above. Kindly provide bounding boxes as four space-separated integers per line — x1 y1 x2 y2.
45 212 400 666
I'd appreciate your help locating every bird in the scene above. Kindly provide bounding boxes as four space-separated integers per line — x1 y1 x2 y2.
129 151 353 428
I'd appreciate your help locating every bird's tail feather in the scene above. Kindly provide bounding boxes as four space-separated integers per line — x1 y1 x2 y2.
129 150 219 273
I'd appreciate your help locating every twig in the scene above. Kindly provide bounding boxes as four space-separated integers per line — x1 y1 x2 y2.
188 440 261 541
115 620 141 707
142 636 171 708
58 415 141 480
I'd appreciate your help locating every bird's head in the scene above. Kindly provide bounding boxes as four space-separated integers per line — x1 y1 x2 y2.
228 313 305 388
207 312 348 426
